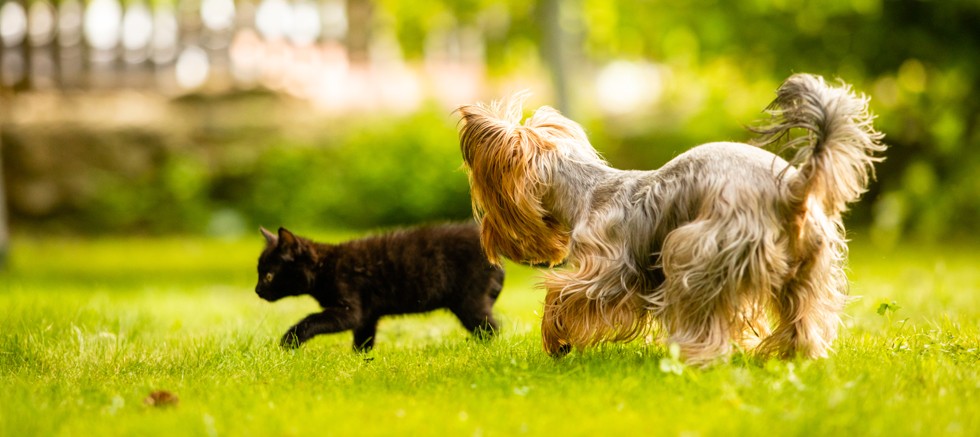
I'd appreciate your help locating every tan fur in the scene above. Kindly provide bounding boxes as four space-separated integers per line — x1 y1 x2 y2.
457 93 572 266
457 74 885 365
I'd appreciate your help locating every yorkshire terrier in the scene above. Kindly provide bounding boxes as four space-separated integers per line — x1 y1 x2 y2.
457 74 885 364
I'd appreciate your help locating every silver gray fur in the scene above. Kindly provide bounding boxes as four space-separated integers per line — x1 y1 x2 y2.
458 74 886 364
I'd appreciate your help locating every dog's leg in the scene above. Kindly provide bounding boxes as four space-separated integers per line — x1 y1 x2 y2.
659 225 735 364
732 301 772 352
541 256 649 357
541 283 571 357
658 215 784 365
758 240 847 359
661 293 733 365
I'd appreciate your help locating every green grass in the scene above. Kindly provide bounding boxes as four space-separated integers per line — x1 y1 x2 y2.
1 234 979 436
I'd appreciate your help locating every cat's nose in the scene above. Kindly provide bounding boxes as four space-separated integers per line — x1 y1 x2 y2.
254 286 274 301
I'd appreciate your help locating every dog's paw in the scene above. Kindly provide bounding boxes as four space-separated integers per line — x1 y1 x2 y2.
543 340 571 358
553 343 572 358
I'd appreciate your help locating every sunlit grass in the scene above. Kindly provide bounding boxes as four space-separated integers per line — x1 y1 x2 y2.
1 234 979 435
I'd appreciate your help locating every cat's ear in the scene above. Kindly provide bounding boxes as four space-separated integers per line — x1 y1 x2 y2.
277 227 298 248
260 226 278 247
277 227 312 261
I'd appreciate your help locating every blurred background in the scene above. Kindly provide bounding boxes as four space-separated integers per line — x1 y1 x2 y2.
1 0 978 257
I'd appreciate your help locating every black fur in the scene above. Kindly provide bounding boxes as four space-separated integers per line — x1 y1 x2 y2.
255 223 504 351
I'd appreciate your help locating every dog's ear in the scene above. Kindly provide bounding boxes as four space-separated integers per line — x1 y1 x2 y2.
457 93 571 266
524 106 591 145
457 91 531 166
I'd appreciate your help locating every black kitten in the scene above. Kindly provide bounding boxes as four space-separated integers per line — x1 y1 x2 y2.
255 223 504 351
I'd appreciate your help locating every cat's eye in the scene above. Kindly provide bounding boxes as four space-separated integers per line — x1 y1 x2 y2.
263 272 274 283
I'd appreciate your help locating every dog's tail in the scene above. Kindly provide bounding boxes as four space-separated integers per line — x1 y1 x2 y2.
754 74 886 220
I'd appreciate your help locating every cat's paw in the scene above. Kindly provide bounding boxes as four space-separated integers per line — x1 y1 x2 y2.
280 330 303 349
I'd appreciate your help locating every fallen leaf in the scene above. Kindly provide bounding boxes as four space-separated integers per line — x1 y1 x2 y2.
144 390 179 408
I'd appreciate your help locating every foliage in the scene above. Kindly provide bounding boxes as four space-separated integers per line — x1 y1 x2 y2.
238 108 472 231
2 0 978 240
563 0 980 243
4 105 473 234
1 236 980 435
384 0 980 242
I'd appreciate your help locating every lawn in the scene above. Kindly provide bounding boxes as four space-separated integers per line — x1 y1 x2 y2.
1 232 978 436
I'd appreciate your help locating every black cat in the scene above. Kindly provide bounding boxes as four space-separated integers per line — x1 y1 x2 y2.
255 223 504 351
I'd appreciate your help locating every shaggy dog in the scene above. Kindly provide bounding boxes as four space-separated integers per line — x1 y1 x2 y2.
457 74 885 364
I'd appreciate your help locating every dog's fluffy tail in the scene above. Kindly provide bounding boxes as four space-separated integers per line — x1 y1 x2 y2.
754 74 886 219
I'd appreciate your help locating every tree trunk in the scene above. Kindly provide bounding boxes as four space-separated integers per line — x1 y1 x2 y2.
538 0 581 118
0 126 9 269
346 0 374 63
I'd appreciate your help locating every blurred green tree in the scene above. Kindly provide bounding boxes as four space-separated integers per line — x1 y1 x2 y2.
1 0 977 242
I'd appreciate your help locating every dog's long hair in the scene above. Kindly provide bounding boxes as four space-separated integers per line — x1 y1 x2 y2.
458 74 885 364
